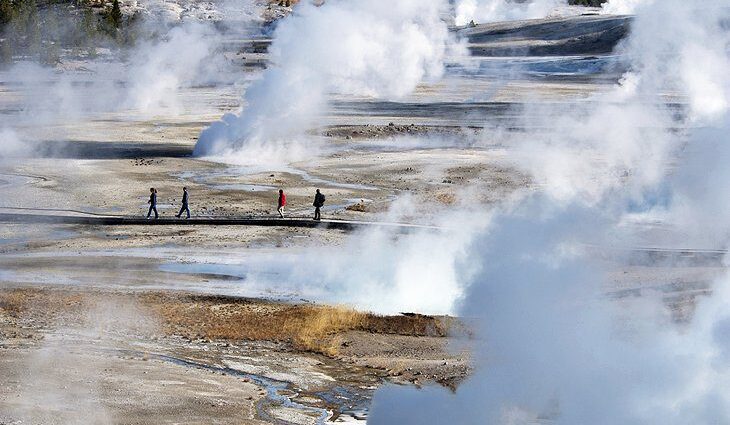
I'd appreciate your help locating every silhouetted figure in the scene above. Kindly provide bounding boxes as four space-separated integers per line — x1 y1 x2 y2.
147 188 158 219
176 187 190 219
277 189 286 218
313 189 325 221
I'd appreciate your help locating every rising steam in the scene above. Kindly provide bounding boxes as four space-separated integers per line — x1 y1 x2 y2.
0 19 231 160
454 0 567 26
601 0 652 15
369 0 730 423
193 0 454 164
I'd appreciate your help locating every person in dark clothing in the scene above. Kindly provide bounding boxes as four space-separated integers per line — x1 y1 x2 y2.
312 189 325 221
176 187 190 219
147 187 158 219
277 189 286 218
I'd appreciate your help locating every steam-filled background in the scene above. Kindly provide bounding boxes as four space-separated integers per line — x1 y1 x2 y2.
368 0 730 423
2 0 730 422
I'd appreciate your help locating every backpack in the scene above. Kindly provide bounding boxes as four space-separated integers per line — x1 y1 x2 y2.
314 193 325 207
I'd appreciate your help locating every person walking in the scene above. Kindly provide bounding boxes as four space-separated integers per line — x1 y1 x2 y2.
176 187 190 219
147 187 158 219
277 189 286 218
312 189 325 221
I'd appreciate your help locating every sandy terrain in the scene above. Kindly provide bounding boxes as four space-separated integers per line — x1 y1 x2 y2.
0 287 469 423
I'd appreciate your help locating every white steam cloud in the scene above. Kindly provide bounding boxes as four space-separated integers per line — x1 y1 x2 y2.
453 0 656 25
0 19 232 159
193 196 485 316
454 0 567 26
283 201 484 315
370 203 730 424
601 0 651 15
369 0 730 423
126 21 225 116
194 0 453 164
0 128 31 159
6 299 156 424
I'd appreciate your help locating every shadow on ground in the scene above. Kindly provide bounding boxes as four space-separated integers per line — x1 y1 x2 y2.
32 140 192 159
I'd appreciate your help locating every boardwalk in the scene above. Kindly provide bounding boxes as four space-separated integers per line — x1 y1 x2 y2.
0 208 441 233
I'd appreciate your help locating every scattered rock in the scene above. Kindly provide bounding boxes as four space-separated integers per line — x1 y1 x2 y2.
345 201 368 212
436 193 456 205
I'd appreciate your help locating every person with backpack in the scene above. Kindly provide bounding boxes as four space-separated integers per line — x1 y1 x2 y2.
277 189 286 218
147 187 158 219
312 189 325 221
176 187 190 219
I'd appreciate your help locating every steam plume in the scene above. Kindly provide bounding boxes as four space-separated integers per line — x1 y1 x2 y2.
194 0 453 164
369 0 730 423
454 0 567 26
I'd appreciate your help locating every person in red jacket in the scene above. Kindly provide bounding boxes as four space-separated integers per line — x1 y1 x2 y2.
277 189 286 218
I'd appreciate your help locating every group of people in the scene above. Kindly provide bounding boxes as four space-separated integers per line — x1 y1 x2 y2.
275 188 326 220
146 187 189 219
146 187 326 220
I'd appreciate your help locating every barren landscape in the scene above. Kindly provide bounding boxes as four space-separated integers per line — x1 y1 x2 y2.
1 0 729 423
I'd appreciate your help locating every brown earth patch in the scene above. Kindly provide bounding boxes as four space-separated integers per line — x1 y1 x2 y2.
0 288 469 386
